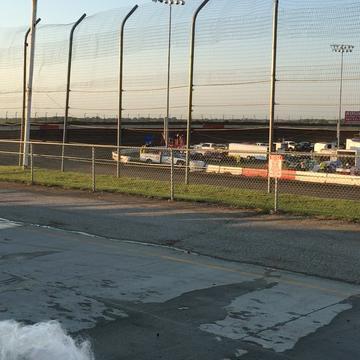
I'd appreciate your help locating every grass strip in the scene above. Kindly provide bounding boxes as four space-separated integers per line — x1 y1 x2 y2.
0 166 359 222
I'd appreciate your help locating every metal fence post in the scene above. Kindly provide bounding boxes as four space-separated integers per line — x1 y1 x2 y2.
61 13 86 172
117 5 138 178
267 0 279 193
185 0 211 185
116 146 121 178
23 0 38 168
30 143 34 185
274 177 279 213
19 18 41 167
92 146 96 192
170 148 174 201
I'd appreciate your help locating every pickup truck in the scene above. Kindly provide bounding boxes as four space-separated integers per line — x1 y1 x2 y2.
140 148 205 171
193 143 227 154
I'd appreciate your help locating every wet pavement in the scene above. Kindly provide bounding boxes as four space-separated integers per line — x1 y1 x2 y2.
0 217 360 359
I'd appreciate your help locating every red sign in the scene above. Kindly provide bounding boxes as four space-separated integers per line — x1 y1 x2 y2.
345 111 360 125
269 155 283 178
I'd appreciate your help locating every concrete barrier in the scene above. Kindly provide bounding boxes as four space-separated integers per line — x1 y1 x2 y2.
295 171 360 186
206 165 243 175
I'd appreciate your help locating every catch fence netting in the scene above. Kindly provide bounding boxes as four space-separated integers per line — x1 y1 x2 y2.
0 26 27 123
277 0 360 125
0 0 360 140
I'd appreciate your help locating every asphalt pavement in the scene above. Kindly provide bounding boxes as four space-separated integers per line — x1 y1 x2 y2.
0 183 359 283
0 211 360 360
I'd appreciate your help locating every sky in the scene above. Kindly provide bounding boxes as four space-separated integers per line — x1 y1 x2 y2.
0 0 149 27
1 0 360 122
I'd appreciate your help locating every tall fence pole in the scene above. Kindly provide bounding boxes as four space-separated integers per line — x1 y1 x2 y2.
61 13 86 172
267 0 279 193
185 0 211 185
19 18 41 167
117 5 138 178
23 0 38 168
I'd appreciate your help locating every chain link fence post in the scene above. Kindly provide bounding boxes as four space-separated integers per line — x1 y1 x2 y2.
274 177 279 213
30 142 34 185
170 148 174 201
92 146 96 192
116 146 120 178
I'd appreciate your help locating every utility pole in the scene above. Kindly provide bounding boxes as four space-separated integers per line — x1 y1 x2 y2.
23 0 38 167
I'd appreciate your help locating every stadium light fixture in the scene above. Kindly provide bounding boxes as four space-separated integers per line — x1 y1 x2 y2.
152 0 185 147
153 0 185 5
331 44 354 148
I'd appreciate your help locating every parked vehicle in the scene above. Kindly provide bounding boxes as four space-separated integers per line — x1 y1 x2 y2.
336 149 360 174
139 148 205 171
314 142 337 154
284 154 315 171
112 149 138 163
284 141 297 150
193 143 228 154
294 142 313 152
193 143 218 155
228 143 268 161
346 138 360 151
274 141 296 151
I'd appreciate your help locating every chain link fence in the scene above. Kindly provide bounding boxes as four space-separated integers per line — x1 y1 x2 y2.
0 140 359 221
1 1 360 140
1 0 360 217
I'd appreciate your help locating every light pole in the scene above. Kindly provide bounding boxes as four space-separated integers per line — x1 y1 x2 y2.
331 44 354 148
152 0 185 147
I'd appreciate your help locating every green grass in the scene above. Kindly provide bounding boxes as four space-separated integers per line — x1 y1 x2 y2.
0 166 359 222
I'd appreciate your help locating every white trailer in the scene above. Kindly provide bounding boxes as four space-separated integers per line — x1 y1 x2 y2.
228 143 268 161
314 142 337 154
346 138 360 151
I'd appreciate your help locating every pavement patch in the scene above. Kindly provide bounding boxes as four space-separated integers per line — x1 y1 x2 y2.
200 282 353 353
